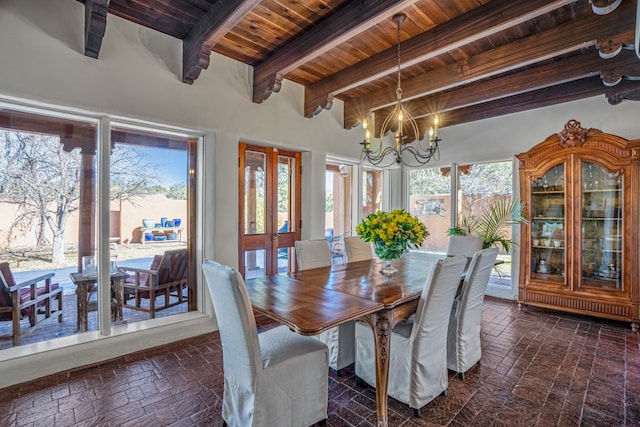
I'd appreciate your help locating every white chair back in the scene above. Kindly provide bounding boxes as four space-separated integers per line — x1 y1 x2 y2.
458 247 499 313
408 255 466 403
447 247 499 375
295 239 332 270
203 260 330 426
202 261 261 389
446 235 483 258
343 236 374 263
411 255 467 342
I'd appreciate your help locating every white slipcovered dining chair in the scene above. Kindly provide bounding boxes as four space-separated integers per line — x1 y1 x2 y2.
295 239 333 271
447 235 483 270
202 260 328 427
447 235 483 258
355 255 467 417
343 236 374 263
447 247 499 379
295 239 355 374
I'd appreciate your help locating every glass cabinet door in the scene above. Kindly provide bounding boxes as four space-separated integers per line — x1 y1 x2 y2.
530 164 565 282
580 162 622 289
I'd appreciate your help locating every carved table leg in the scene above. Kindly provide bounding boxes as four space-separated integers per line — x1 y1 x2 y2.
369 310 391 427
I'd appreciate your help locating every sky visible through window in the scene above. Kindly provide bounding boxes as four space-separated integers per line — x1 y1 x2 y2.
139 146 187 187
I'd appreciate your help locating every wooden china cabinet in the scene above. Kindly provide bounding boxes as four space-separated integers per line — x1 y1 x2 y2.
517 120 640 330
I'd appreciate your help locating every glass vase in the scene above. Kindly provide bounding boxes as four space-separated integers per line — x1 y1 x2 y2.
374 241 405 276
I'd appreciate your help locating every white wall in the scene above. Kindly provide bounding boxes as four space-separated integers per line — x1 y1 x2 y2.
1 0 640 386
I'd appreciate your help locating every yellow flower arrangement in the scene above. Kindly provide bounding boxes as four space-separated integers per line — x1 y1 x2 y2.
356 209 429 261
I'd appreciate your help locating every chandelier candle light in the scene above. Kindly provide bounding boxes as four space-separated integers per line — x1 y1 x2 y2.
360 13 441 168
356 209 428 276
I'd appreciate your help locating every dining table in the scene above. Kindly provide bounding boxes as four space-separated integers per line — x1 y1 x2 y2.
244 251 445 427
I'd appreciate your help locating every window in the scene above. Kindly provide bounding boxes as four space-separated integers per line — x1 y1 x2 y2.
408 167 452 252
0 105 199 350
362 168 383 218
326 163 353 265
0 108 97 348
458 161 514 288
110 125 196 323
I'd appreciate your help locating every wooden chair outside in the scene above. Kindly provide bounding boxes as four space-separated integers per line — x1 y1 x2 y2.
0 262 63 345
120 248 188 318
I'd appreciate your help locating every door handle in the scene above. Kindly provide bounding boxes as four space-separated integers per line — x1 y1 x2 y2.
272 233 278 241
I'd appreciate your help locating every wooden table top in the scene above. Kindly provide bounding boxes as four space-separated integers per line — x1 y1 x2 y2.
69 270 129 285
244 252 444 335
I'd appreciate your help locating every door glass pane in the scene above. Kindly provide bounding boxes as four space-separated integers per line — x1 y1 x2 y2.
277 155 296 273
326 164 352 265
408 167 451 253
0 109 97 348
531 163 565 282
244 151 266 235
362 168 382 218
244 249 266 279
459 161 516 287
581 162 622 289
111 126 192 324
278 156 292 232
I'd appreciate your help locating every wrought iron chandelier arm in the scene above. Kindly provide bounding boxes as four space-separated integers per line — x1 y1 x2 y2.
398 143 439 166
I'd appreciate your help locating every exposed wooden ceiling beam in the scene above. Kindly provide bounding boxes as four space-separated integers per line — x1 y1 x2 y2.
183 0 261 84
252 0 419 104
373 50 640 128
84 0 110 59
304 0 576 118
419 77 640 129
346 0 636 128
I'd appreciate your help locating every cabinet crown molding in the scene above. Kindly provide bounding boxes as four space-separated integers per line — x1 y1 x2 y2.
558 119 588 147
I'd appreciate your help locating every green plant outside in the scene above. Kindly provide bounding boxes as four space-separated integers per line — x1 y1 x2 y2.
449 198 527 253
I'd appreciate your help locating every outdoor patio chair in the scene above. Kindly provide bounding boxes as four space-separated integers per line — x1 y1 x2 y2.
120 248 189 318
0 262 63 346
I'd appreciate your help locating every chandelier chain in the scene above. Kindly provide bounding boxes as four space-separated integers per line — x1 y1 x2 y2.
395 18 402 99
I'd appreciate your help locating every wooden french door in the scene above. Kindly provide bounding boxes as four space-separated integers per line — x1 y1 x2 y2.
238 143 301 278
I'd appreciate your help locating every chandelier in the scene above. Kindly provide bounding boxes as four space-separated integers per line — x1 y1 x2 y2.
360 13 441 168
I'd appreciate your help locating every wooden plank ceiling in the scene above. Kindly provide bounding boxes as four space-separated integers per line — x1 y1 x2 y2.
80 0 640 139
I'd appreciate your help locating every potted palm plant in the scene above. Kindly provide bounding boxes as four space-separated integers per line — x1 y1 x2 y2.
449 198 527 253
